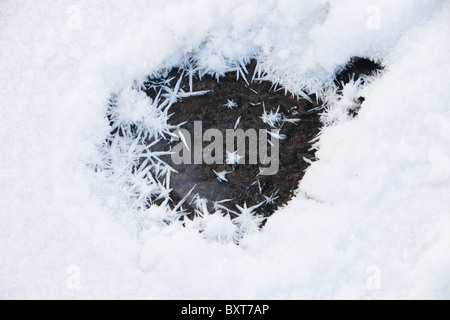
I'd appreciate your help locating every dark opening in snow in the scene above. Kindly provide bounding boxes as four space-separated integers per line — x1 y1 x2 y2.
335 57 384 118
103 57 383 234
335 57 383 88
144 61 322 220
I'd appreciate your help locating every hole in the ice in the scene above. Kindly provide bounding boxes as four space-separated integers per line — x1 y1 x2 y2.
100 56 382 240
142 60 322 221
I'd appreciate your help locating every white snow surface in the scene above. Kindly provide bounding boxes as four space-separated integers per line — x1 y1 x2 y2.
1 0 449 299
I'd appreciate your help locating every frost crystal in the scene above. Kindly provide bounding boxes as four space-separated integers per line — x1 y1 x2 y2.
263 191 279 205
213 170 231 182
224 99 239 109
260 103 283 128
233 203 266 236
226 151 243 165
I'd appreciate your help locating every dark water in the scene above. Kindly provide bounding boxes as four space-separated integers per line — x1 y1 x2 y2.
145 61 322 218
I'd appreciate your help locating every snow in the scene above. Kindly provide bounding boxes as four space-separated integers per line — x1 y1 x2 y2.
1 0 449 299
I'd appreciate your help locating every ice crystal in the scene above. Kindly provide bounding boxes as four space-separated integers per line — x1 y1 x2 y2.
260 103 283 128
224 99 239 109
